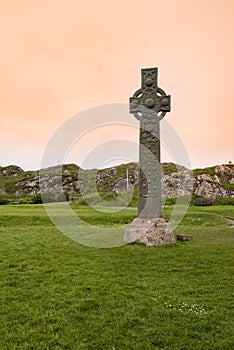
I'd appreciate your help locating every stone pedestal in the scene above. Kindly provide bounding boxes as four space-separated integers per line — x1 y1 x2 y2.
124 217 175 246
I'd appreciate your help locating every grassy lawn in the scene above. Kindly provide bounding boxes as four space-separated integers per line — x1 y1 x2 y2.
0 204 233 349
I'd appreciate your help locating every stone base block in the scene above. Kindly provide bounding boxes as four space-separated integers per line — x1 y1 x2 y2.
124 217 175 246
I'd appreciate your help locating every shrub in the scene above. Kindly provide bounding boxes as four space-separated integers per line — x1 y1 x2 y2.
31 194 43 204
0 196 9 205
19 198 30 204
221 180 234 191
40 192 69 203
192 166 216 176
75 198 88 206
214 197 234 205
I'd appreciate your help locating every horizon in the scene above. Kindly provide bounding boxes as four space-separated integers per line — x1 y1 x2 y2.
1 159 233 173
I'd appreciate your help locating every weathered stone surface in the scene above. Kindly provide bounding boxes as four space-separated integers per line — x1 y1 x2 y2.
193 165 234 199
161 170 193 198
130 67 171 218
215 164 234 177
14 171 83 195
195 181 215 199
125 67 173 246
124 217 175 246
96 168 117 183
15 176 39 195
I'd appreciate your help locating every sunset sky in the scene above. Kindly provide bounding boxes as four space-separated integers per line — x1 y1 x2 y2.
1 0 234 170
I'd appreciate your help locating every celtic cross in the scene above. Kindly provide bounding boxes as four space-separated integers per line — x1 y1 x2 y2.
130 67 171 218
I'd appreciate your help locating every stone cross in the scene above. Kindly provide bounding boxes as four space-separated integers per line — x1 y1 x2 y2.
130 67 171 218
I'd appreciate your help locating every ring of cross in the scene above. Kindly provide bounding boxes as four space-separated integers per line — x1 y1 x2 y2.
132 87 168 121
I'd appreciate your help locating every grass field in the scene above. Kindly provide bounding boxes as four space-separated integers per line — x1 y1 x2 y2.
0 204 234 349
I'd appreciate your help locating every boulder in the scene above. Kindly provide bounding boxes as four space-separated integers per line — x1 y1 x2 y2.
124 217 175 246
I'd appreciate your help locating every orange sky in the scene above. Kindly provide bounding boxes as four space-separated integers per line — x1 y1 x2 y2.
0 0 234 169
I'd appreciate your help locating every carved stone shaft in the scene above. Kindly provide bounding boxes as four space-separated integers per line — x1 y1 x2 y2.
130 67 170 218
138 112 161 217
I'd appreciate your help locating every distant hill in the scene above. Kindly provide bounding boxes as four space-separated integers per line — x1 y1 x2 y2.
0 162 234 204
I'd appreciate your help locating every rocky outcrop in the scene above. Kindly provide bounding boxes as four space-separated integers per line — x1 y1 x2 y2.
113 164 234 200
215 164 234 178
14 166 83 195
96 168 117 183
101 164 234 200
15 177 39 195
0 163 234 200
0 165 24 177
96 164 138 192
193 165 234 200
162 170 193 197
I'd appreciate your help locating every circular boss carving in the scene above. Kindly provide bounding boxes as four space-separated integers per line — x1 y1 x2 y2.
144 98 155 108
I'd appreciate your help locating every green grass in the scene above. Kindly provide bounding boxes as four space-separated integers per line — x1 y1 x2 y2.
221 179 234 191
161 162 188 175
0 204 234 349
192 166 217 176
192 163 234 177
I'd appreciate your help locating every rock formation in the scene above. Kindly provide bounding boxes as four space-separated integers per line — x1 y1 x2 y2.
0 163 234 201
